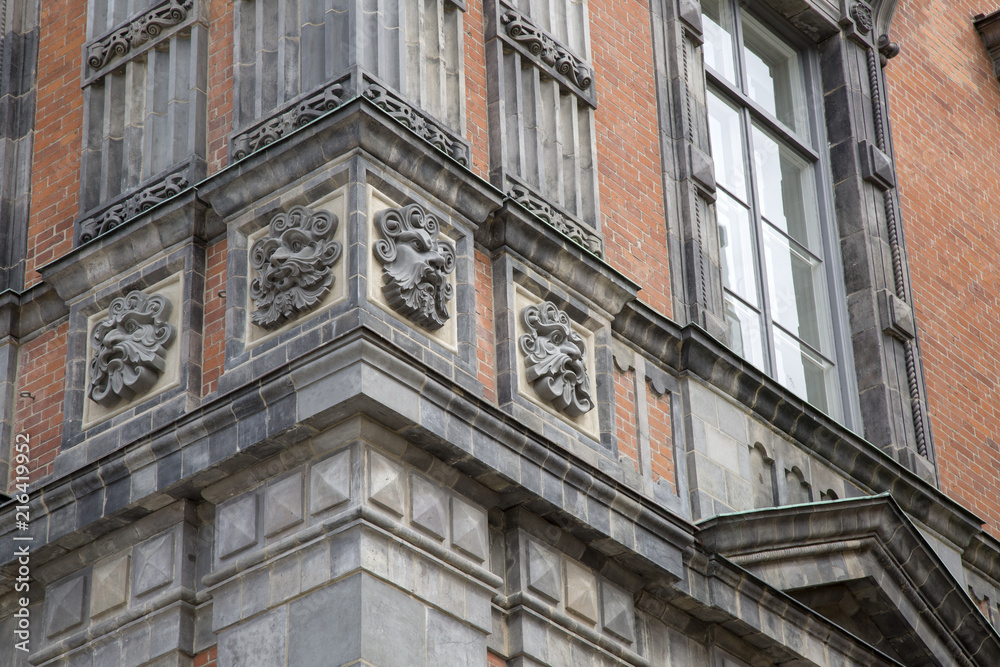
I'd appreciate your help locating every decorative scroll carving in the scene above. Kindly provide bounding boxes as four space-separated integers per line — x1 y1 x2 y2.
89 291 175 408
508 184 603 257
500 8 593 92
373 204 456 330
519 301 593 417
249 206 343 329
232 81 346 161
363 84 470 166
79 172 189 243
87 0 193 71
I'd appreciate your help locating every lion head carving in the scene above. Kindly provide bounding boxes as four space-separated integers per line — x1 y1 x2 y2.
373 204 456 331
249 205 342 329
89 291 175 408
519 301 593 417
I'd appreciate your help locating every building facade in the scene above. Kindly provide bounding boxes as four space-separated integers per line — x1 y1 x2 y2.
2 0 1000 664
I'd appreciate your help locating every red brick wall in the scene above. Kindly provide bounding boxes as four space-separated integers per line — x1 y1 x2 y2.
487 651 507 667
202 238 228 395
24 0 85 289
465 0 491 179
614 367 640 473
887 0 1000 534
648 388 673 490
12 323 69 485
192 646 217 666
207 0 235 173
475 250 498 403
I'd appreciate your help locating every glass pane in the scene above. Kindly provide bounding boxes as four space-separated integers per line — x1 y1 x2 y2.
742 14 807 134
724 294 766 370
716 192 758 305
763 225 832 354
708 91 747 201
773 327 841 420
701 0 736 84
752 125 820 251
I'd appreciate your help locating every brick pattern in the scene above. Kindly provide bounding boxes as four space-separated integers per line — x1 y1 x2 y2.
207 0 235 173
614 368 639 473
590 0 672 318
487 651 507 667
648 388 673 490
25 0 85 288
464 0 491 180
203 238 228 395
887 0 1000 535
193 646 217 666
14 323 69 483
474 250 497 403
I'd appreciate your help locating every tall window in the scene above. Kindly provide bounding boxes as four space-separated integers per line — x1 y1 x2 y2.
702 0 847 421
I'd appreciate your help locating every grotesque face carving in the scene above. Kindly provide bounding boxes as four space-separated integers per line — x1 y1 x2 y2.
249 206 342 329
89 291 175 408
519 301 593 417
373 204 456 330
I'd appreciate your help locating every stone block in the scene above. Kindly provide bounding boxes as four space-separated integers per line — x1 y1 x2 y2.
600 580 635 644
525 540 561 603
426 608 484 665
309 449 351 514
368 450 406 516
564 560 598 624
45 574 88 638
91 555 130 616
264 472 303 537
411 473 447 540
451 496 488 563
218 607 288 667
133 531 176 598
288 576 362 666
217 493 259 560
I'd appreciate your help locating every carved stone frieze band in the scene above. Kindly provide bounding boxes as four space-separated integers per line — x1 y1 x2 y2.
373 203 456 331
231 80 346 162
88 291 176 408
86 0 194 72
508 184 604 257
363 83 470 166
519 301 593 417
500 7 594 93
79 171 189 243
249 205 343 329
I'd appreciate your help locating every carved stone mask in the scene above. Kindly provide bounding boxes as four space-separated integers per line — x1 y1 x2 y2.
373 204 456 330
519 301 593 417
249 205 342 329
89 291 175 408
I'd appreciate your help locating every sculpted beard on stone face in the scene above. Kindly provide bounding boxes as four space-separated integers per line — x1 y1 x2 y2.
519 302 594 418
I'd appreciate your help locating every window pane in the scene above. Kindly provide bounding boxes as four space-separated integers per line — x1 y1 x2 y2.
717 192 758 306
762 225 832 354
742 14 807 134
752 125 820 251
701 0 737 84
724 294 766 370
708 91 747 201
773 327 840 419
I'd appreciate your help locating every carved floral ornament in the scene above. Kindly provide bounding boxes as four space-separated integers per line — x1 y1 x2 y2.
373 204 456 331
519 301 594 417
87 0 194 72
89 291 176 408
500 8 594 92
249 205 343 329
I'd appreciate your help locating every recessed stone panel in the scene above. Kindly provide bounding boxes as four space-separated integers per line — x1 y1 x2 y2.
45 574 88 638
218 493 259 560
450 497 488 562
91 555 130 616
600 580 635 643
310 450 351 514
368 450 406 517
525 540 562 603
133 531 176 597
265 472 304 537
411 473 448 540
564 560 598 623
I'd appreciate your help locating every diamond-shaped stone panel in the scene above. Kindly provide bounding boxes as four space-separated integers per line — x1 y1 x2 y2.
368 450 406 516
45 574 88 638
411 473 447 540
451 497 488 562
310 450 350 514
600 580 635 643
564 559 598 623
218 493 259 560
525 540 561 602
91 555 130 616
133 531 176 597
265 472 304 537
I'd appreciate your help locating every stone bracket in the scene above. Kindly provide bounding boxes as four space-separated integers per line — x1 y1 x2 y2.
975 10 1000 80
688 143 717 202
677 0 703 46
506 181 604 258
878 289 915 341
859 140 895 190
